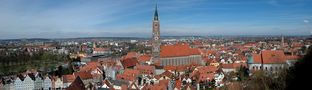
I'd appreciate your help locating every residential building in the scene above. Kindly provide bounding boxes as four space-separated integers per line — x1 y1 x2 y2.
43 76 52 90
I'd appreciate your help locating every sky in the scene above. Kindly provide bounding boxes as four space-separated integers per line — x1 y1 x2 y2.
0 0 312 39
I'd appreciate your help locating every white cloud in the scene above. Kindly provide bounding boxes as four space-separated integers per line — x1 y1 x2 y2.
304 20 309 23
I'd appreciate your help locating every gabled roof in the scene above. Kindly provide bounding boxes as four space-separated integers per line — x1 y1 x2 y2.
134 65 155 75
124 52 138 59
160 70 174 78
138 54 151 62
66 76 85 90
80 61 100 72
197 66 218 74
63 74 75 83
121 58 138 68
252 50 286 64
128 81 140 90
160 43 200 58
102 79 114 90
74 71 93 80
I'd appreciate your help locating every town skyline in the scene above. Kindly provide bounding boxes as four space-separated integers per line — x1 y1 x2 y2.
0 0 312 39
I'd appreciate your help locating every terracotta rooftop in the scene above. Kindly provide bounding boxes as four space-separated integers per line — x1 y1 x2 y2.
197 66 218 74
286 55 301 60
80 61 100 72
134 65 155 75
63 74 75 83
160 43 200 58
199 73 214 81
66 76 85 90
164 65 176 71
253 50 286 64
138 54 151 62
221 63 247 69
121 58 138 68
125 52 138 59
73 71 93 80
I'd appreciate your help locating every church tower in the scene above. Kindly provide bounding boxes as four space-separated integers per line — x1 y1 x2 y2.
151 3 160 63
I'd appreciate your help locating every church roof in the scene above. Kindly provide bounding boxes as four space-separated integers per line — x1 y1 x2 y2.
252 50 286 64
160 43 200 58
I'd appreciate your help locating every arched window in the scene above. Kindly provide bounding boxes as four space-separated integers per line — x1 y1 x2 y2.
265 67 267 71
270 67 273 71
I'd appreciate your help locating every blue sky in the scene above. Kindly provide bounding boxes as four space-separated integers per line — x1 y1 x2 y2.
0 0 312 39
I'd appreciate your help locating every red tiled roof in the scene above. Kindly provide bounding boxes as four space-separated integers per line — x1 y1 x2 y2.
253 50 286 64
93 48 108 51
207 50 217 55
73 71 93 80
80 61 100 72
286 55 301 60
221 63 247 69
159 79 169 86
151 84 167 90
199 73 214 81
197 66 218 74
160 44 200 58
125 52 138 59
164 65 176 71
63 74 75 83
121 58 138 68
135 65 155 75
160 70 174 78
117 69 140 81
123 69 140 76
175 80 182 89
66 76 85 90
176 65 187 72
138 54 151 62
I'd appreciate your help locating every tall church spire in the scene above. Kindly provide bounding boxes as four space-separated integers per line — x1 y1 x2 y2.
153 2 159 21
151 0 160 64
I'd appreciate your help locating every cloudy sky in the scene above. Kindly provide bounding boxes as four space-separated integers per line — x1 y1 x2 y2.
0 0 312 39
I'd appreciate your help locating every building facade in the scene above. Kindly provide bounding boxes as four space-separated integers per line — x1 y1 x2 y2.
247 50 287 73
44 77 52 90
34 76 44 90
160 44 203 66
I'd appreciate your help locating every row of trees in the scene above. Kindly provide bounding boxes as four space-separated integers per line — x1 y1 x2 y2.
0 50 71 76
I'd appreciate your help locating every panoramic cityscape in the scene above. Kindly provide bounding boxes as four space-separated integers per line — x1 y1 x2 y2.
0 0 312 90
